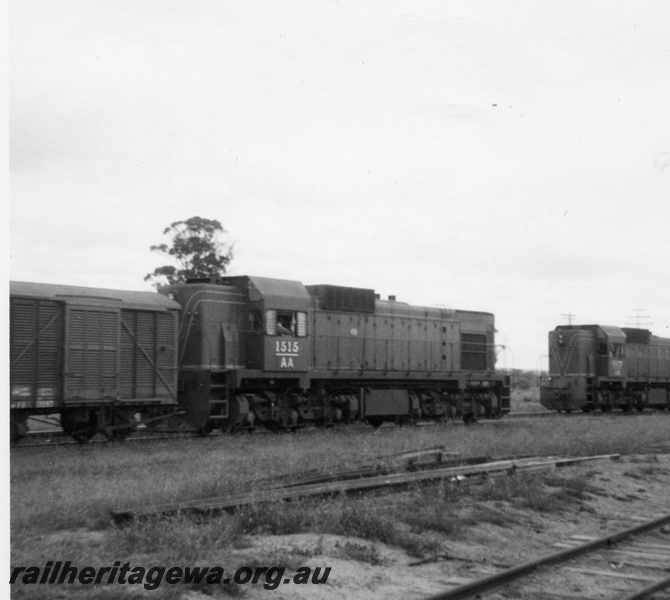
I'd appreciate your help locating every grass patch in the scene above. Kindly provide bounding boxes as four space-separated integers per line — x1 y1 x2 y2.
468 470 602 513
235 496 441 558
339 542 386 565
10 412 670 598
13 414 669 534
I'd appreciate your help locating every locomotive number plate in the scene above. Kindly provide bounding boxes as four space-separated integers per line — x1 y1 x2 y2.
275 340 300 368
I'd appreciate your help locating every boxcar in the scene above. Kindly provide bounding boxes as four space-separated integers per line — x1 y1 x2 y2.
10 281 181 441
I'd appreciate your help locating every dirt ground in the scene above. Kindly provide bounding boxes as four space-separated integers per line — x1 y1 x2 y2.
184 451 670 600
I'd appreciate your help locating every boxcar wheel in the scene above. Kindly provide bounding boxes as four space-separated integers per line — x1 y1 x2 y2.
101 409 137 441
10 414 29 443
61 408 98 443
197 423 215 437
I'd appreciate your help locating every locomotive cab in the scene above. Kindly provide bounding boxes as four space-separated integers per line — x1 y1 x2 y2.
541 324 628 412
219 276 312 375
594 326 626 379
160 276 313 432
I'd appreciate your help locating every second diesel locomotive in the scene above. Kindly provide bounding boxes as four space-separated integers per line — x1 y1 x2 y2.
540 324 670 412
10 275 511 441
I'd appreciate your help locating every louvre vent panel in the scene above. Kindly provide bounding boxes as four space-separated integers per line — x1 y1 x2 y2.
103 312 117 342
10 301 37 384
156 315 176 373
137 313 155 345
137 312 156 397
69 310 86 345
65 308 119 400
120 311 136 396
119 310 176 399
86 312 103 343
10 299 63 405
11 298 177 406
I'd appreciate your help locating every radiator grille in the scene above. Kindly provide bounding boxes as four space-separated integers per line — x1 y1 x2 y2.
461 333 488 371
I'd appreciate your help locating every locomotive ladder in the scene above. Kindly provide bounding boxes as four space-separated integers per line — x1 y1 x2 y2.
207 372 229 422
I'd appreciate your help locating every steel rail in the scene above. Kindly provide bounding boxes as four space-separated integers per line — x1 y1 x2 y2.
111 453 619 524
620 574 670 600
424 513 670 600
13 429 213 448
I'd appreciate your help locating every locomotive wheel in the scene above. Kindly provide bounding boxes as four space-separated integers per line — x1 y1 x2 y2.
61 408 98 443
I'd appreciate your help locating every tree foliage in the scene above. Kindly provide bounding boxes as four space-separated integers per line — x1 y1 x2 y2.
144 217 234 286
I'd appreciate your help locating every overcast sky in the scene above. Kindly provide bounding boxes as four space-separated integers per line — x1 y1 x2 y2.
9 0 670 369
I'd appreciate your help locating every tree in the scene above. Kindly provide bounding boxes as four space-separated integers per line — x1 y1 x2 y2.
144 217 234 286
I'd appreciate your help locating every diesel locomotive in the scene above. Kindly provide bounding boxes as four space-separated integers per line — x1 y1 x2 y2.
10 276 511 441
540 324 670 412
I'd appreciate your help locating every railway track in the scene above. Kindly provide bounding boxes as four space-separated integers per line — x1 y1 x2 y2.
426 513 670 600
503 409 670 420
13 426 209 448
12 409 668 449
111 453 620 523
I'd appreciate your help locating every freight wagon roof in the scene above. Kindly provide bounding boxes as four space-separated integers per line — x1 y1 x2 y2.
10 281 181 311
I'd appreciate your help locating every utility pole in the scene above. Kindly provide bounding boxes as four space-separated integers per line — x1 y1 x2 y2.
561 312 576 325
626 308 652 328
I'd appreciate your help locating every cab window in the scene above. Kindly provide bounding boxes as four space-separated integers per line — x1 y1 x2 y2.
610 344 624 359
265 310 307 337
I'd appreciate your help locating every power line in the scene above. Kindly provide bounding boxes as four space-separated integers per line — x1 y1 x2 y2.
561 312 576 325
625 308 652 328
